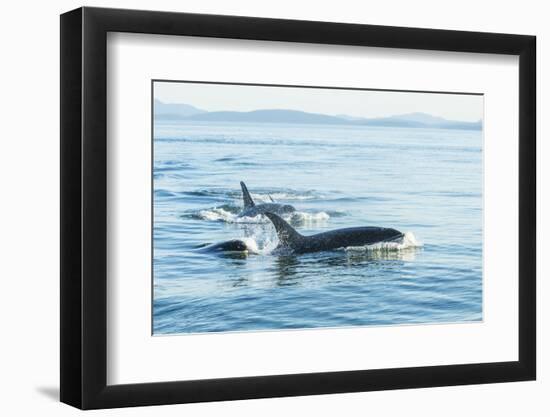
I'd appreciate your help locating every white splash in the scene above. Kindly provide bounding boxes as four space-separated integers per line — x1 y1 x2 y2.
344 231 422 252
243 237 280 255
290 211 330 224
196 208 238 222
240 237 260 253
196 208 330 224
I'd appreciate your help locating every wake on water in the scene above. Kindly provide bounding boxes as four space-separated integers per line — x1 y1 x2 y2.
192 189 329 223
196 207 330 224
344 231 422 252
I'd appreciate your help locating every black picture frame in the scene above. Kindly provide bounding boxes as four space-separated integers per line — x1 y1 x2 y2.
60 6 536 410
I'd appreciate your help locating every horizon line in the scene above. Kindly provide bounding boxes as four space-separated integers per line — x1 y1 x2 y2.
153 99 482 124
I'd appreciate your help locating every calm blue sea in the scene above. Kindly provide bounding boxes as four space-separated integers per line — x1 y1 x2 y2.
153 121 482 334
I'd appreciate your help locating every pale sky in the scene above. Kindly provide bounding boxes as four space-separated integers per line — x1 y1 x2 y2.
154 81 483 122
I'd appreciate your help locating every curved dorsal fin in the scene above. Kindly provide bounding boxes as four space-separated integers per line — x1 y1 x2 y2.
240 181 255 208
264 212 303 249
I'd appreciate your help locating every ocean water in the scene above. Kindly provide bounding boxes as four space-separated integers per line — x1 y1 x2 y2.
153 121 482 334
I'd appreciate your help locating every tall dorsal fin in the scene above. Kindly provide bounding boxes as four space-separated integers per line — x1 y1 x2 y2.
240 181 255 208
264 212 303 250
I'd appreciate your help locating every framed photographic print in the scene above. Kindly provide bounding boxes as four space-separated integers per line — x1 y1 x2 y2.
60 6 536 409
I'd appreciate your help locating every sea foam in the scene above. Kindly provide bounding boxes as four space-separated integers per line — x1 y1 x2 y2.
196 208 330 224
344 231 422 252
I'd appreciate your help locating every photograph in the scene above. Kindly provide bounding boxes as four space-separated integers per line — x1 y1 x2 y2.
52 3 539 412
152 81 484 335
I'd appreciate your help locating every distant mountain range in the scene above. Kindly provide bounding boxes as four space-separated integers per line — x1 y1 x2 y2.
154 100 482 130
154 100 206 119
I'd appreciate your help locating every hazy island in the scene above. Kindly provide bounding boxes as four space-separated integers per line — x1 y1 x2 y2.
154 99 482 131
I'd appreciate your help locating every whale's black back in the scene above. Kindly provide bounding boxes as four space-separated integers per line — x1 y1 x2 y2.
264 212 403 254
300 227 402 253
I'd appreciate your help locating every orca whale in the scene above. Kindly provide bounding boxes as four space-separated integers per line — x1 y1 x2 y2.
264 212 403 254
198 239 249 253
238 181 296 218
